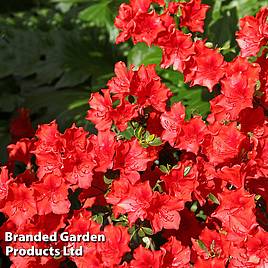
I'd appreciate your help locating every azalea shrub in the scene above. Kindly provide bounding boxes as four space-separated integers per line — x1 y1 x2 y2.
0 0 268 267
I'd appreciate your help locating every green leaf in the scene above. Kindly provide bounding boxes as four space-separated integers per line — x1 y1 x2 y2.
55 3 73 12
0 28 114 91
24 90 89 130
208 193 220 205
255 194 262 201
128 43 162 67
104 175 113 185
196 210 207 221
190 201 198 213
145 133 155 143
119 125 135 140
222 0 268 18
183 166 191 176
148 137 162 147
138 229 145 238
210 0 222 22
96 215 104 225
134 126 143 139
111 214 128 223
92 214 104 225
159 165 169 174
79 1 112 26
208 7 238 49
0 120 11 163
50 0 88 11
0 93 23 112
145 133 162 146
128 226 136 235
78 1 117 41
142 227 153 236
160 70 215 119
0 29 48 79
197 239 209 253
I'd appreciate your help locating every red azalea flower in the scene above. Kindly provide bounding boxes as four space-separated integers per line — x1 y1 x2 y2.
91 130 116 172
87 90 113 131
6 241 41 268
130 0 165 13
161 161 198 202
115 5 166 45
87 89 137 132
217 164 245 188
109 62 171 112
130 11 166 46
34 174 70 215
130 64 172 112
0 166 10 202
202 123 246 165
246 227 268 266
147 192 184 232
160 102 185 146
105 177 132 218
177 116 207 154
1 183 37 227
96 224 131 267
7 138 34 173
236 7 268 57
184 41 226 91
163 208 204 246
228 227 268 267
179 0 210 33
238 107 265 137
146 111 164 137
60 125 96 189
114 139 155 183
158 29 195 72
34 122 96 188
256 49 268 108
194 258 226 268
109 100 138 131
212 188 258 240
33 213 66 235
1 2 268 267
192 227 231 264
107 180 153 224
130 245 163 268
219 57 260 120
161 236 191 268
108 61 133 96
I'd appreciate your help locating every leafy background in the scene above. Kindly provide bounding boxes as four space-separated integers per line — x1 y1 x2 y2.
0 0 267 162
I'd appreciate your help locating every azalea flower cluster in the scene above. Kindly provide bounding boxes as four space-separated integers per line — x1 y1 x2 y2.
0 0 268 267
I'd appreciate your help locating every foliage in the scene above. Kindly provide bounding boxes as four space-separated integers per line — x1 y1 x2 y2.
0 0 268 267
0 0 125 162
